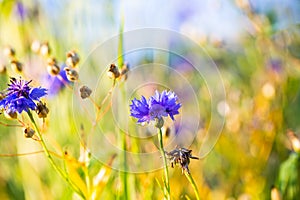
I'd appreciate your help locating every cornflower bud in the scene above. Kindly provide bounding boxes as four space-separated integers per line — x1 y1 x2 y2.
79 85 92 99
31 40 41 53
3 46 16 58
36 101 49 118
107 63 120 79
4 109 17 119
120 62 129 80
65 67 79 82
24 127 35 138
40 42 51 57
10 60 23 73
66 50 80 67
47 57 60 76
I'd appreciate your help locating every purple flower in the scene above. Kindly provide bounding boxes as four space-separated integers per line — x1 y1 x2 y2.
0 78 47 113
130 90 181 123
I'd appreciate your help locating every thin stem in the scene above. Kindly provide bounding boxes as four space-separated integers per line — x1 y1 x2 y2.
184 172 200 200
158 128 171 200
121 131 128 200
27 111 86 199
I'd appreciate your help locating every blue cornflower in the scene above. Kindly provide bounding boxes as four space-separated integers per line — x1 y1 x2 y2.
0 78 47 113
130 90 181 124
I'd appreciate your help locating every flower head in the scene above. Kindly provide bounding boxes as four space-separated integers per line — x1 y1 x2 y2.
130 90 181 124
0 77 47 113
166 147 199 174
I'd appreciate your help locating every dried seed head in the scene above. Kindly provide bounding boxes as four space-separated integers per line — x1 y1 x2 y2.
120 63 129 80
31 40 41 53
79 85 92 99
3 46 16 58
47 57 60 76
0 63 6 74
40 42 51 57
287 130 300 153
166 147 199 174
36 101 49 118
66 50 80 67
107 63 120 79
10 60 23 73
65 68 79 82
24 127 35 138
4 109 17 119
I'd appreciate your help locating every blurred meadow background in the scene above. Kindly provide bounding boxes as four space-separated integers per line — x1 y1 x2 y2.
1 0 300 199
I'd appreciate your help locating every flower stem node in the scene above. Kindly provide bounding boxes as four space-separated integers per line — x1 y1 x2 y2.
47 57 60 76
79 85 92 99
65 67 79 82
66 50 80 68
24 127 35 138
10 60 23 73
36 101 49 118
107 63 120 79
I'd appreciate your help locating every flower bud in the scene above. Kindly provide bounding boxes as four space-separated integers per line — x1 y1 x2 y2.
3 46 16 58
40 42 51 57
107 63 120 79
66 50 80 67
47 57 60 76
120 62 129 80
65 68 79 82
4 109 17 119
10 60 23 73
24 127 35 138
31 40 41 53
79 85 92 99
36 102 49 118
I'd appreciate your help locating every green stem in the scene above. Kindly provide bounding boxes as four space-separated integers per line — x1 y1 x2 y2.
118 12 124 67
184 172 200 200
121 131 128 200
27 111 86 199
158 128 171 200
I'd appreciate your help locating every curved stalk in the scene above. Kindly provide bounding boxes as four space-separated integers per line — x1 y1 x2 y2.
27 111 85 199
184 172 200 200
